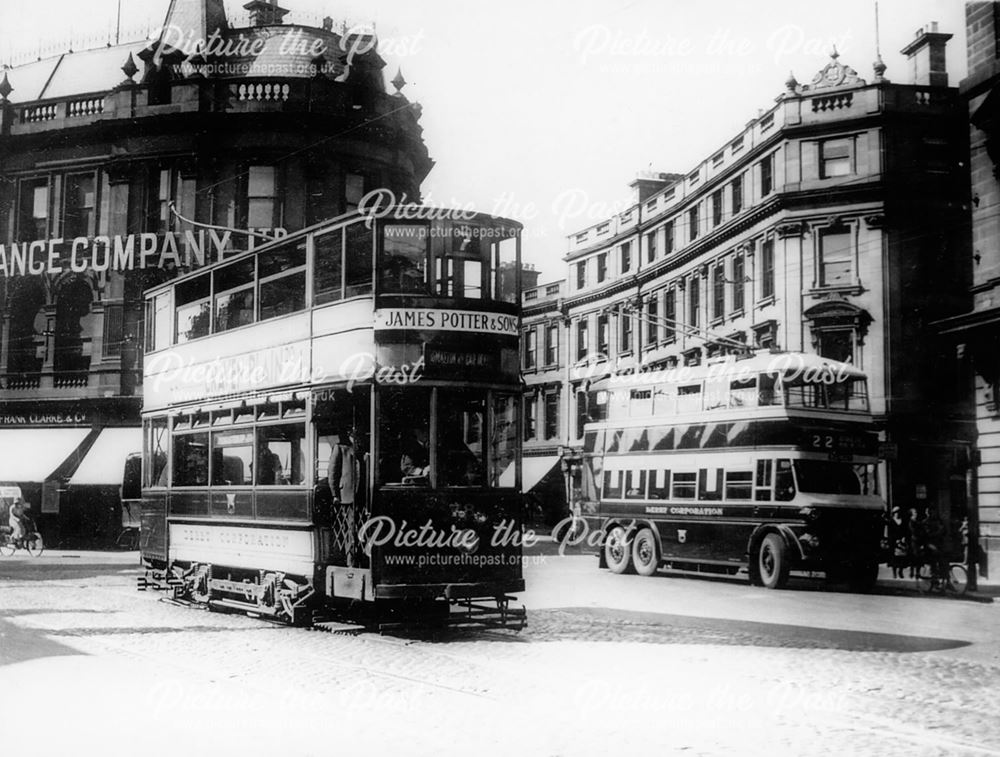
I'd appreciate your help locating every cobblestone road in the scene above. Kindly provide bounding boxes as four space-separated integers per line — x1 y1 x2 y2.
1 553 998 757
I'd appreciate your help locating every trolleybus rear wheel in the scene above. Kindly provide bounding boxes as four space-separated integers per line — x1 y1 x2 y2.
631 528 659 577
604 526 633 574
757 533 789 590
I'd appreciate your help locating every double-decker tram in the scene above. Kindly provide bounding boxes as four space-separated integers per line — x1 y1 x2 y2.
138 208 526 629
582 352 885 591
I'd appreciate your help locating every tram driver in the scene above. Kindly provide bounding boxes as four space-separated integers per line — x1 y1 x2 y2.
400 426 430 482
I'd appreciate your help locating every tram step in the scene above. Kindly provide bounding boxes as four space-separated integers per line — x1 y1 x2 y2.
312 621 367 636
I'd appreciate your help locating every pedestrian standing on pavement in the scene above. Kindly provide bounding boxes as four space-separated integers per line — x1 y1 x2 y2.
889 507 908 578
328 427 361 567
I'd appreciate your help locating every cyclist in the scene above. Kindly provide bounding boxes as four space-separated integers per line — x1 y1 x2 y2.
8 497 26 546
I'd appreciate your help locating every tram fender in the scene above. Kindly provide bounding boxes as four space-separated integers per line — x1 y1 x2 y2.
746 524 806 566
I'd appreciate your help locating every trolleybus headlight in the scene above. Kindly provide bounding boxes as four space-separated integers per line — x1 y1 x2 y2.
798 506 820 524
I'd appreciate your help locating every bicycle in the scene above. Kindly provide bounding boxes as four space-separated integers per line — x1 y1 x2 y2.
115 526 140 551
0 526 44 557
914 554 968 596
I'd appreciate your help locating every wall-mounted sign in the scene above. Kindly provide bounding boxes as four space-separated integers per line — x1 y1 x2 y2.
0 229 287 277
374 308 518 337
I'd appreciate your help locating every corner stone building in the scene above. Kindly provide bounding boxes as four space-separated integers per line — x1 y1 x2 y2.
523 30 976 552
0 0 430 546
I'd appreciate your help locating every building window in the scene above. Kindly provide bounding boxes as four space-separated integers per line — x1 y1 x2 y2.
620 309 633 353
345 172 366 212
689 276 700 328
546 324 559 366
664 221 674 255
597 313 609 356
664 288 676 342
544 391 560 440
646 298 658 347
731 175 743 215
818 227 853 287
761 238 775 299
53 278 92 375
760 153 774 197
19 178 49 241
815 328 855 363
7 278 44 375
64 173 96 239
711 189 723 227
732 254 745 312
577 319 589 360
524 328 537 370
688 206 699 242
621 241 632 273
247 165 278 229
576 261 587 290
820 138 853 178
712 264 725 321
524 395 537 441
647 231 657 263
597 253 608 283
575 391 588 440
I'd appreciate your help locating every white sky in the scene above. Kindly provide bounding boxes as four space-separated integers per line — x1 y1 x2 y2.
0 0 968 282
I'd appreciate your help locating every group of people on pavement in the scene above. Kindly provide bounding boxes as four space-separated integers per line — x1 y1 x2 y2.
887 506 954 579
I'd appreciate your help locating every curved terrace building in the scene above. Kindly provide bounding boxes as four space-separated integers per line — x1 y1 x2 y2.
0 0 431 545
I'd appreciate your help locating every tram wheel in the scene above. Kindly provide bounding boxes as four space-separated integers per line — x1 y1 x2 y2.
757 533 789 590
631 528 659 577
604 526 633 574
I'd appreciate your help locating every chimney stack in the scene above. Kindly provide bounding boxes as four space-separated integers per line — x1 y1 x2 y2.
243 0 290 27
900 22 952 87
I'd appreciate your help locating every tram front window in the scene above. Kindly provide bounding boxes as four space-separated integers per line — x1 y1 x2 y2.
382 224 430 295
793 460 862 495
379 387 431 486
438 390 485 487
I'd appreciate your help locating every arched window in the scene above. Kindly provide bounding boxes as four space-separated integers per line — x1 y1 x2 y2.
53 279 92 375
6 279 45 377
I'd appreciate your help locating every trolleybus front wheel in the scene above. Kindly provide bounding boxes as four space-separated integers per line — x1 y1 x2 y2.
631 528 659 577
604 526 633 574
756 533 789 590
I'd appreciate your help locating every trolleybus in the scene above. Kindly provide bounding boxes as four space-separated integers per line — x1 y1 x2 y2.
139 207 525 628
582 352 885 591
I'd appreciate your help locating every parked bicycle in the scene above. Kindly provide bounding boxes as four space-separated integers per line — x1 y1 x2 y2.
0 521 44 557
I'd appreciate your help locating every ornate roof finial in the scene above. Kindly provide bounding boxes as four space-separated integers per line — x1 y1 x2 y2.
873 54 887 82
785 70 799 95
831 45 840 61
121 52 139 83
392 68 407 95
0 72 12 102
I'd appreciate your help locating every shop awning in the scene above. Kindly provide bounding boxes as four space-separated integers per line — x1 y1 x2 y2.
0 429 91 483
68 428 143 486
499 455 561 493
